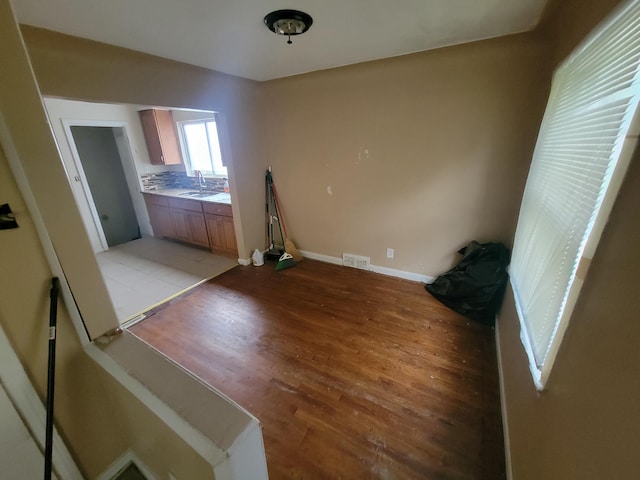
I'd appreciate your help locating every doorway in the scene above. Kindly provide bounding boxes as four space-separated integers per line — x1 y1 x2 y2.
68 125 140 248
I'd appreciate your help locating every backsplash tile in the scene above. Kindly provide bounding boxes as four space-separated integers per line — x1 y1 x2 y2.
141 172 226 193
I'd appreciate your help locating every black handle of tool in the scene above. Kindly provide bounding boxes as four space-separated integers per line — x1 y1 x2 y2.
44 277 59 480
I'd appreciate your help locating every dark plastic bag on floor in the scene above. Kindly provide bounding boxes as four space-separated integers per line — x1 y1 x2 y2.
425 241 510 325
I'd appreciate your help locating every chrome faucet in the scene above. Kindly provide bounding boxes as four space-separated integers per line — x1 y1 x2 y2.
195 170 206 191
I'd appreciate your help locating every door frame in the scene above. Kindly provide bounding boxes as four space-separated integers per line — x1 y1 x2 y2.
61 119 137 252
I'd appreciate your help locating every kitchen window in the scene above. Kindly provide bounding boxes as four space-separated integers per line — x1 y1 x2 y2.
179 117 228 177
509 0 640 389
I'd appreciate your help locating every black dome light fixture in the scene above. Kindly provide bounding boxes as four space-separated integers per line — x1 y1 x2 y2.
264 9 313 45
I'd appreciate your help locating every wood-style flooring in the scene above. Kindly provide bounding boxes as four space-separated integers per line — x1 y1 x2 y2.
129 259 505 479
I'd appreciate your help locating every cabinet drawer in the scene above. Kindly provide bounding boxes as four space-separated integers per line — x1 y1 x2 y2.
168 197 203 212
203 202 232 217
143 193 170 207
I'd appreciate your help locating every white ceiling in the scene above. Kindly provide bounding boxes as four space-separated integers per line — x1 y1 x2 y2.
12 0 549 82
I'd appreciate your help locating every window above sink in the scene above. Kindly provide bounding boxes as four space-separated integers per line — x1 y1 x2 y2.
177 116 228 178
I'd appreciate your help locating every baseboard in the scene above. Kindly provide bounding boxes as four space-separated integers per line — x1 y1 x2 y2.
369 264 435 284
237 257 251 266
298 249 343 266
298 249 435 283
494 319 513 480
97 449 157 480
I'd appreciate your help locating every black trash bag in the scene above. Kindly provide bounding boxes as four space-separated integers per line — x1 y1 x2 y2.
425 241 510 325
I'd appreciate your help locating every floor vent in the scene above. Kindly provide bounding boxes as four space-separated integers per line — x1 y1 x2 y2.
342 253 370 270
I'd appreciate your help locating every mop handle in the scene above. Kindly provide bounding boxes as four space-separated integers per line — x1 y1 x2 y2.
44 277 59 480
271 182 288 238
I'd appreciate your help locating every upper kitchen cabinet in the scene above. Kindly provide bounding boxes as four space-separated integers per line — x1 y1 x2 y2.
139 109 183 165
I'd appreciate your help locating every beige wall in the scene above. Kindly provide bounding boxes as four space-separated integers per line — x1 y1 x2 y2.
539 0 625 67
15 18 555 476
11 0 636 477
1 5 118 341
498 149 640 479
497 0 640 478
21 25 265 263
23 25 551 278
261 33 550 274
0 2 223 476
0 144 214 478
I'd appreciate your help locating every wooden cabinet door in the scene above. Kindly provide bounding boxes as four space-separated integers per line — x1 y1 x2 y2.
206 213 236 255
150 204 175 238
186 210 210 247
139 109 183 165
139 110 163 165
221 216 237 253
144 194 176 239
205 214 225 251
171 209 190 242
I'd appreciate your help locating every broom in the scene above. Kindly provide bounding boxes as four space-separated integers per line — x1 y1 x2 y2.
275 251 296 271
265 169 296 270
272 187 297 271
271 182 303 262
265 169 284 261
272 199 295 270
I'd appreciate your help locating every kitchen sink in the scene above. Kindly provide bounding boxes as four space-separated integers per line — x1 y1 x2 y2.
179 191 213 197
176 191 231 202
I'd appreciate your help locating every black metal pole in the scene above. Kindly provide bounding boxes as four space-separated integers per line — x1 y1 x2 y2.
44 277 59 480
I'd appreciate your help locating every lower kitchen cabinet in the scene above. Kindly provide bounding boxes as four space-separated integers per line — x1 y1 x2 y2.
171 208 209 247
205 214 237 254
166 197 209 248
143 193 235 253
204 202 237 255
144 194 176 238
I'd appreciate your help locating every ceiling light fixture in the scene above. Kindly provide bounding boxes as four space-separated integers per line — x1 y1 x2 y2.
264 9 313 45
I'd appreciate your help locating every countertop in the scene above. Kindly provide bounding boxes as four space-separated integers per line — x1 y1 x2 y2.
143 188 231 205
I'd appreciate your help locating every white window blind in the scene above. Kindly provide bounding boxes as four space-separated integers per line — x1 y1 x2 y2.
510 0 640 389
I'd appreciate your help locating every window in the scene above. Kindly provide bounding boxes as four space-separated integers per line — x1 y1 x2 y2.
179 117 227 177
509 0 640 389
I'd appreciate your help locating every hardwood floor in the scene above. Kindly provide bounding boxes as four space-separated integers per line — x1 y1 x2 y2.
129 259 505 479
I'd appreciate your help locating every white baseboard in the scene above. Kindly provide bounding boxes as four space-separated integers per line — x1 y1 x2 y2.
369 264 435 283
298 249 435 283
237 257 252 266
494 319 513 480
298 249 343 266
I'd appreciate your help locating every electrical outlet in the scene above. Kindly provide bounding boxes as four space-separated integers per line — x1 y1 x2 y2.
343 253 370 270
386 248 394 259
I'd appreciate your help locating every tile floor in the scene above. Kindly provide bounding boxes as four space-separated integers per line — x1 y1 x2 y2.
95 237 238 324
